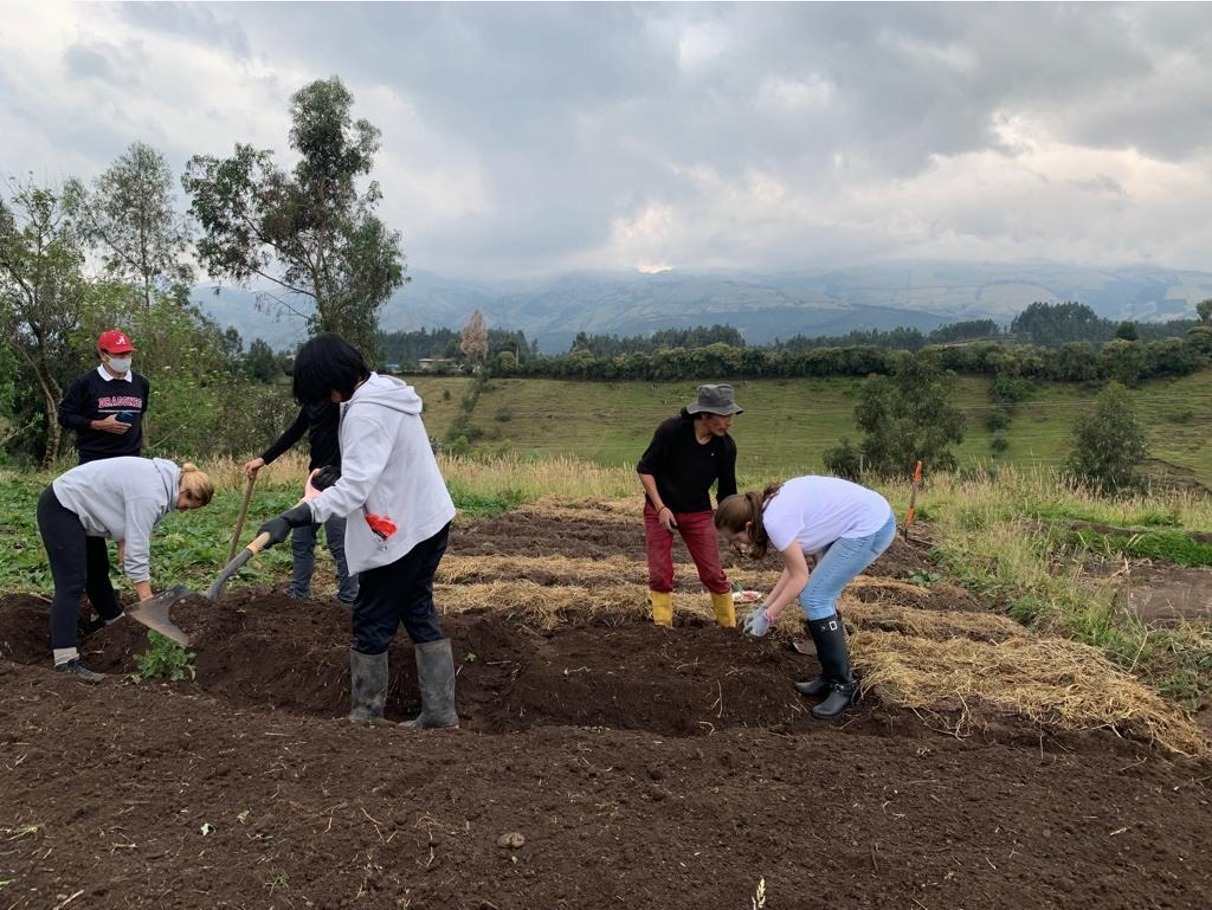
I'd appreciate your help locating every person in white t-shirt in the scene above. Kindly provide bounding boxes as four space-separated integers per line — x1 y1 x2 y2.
714 476 897 718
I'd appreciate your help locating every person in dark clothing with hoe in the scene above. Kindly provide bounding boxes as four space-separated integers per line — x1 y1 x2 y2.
58 329 149 465
637 383 742 630
244 401 358 605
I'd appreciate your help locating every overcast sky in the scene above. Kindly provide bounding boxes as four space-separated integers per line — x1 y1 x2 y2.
3 1 1212 280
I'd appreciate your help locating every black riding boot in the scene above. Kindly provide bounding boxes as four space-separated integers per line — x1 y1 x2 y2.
805 614 856 719
794 610 846 697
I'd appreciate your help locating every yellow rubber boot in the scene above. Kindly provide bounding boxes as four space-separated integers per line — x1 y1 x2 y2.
711 591 736 628
649 591 674 628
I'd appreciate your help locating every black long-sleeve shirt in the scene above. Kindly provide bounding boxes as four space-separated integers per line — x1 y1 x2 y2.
636 415 737 513
57 367 150 464
261 401 342 470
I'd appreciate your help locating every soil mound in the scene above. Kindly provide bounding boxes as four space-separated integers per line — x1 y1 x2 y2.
3 511 1210 909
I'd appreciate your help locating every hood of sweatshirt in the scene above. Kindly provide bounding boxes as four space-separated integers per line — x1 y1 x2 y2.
152 457 180 504
343 372 422 417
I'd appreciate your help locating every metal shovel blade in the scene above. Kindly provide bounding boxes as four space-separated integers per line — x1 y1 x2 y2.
126 584 193 647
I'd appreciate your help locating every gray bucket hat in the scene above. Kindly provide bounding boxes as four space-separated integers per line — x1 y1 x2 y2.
686 384 743 416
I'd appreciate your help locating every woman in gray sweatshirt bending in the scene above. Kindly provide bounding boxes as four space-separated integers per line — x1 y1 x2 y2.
37 457 214 681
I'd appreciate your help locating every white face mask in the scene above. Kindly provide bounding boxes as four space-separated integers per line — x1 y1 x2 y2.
106 355 133 373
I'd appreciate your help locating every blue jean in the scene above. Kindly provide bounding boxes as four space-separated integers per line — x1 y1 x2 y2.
799 512 897 621
290 515 358 604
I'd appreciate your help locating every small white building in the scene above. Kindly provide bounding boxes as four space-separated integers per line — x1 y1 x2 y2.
417 357 461 374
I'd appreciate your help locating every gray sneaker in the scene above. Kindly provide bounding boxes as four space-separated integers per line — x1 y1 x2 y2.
55 659 106 683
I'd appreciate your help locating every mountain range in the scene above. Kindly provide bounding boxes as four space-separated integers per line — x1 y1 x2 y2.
195 260 1212 355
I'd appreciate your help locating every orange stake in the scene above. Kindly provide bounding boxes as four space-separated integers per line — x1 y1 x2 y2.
904 460 923 537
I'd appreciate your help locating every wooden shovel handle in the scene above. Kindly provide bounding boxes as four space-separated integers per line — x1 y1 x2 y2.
226 474 258 564
245 531 273 555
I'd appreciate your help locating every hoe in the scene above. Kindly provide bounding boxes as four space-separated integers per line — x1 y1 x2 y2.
125 530 273 647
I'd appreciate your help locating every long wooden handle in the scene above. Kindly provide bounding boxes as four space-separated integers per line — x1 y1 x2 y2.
245 531 273 555
226 474 258 564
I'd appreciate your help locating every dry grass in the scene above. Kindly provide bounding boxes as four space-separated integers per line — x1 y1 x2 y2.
519 496 642 524
438 553 780 592
841 600 1027 642
854 630 1207 756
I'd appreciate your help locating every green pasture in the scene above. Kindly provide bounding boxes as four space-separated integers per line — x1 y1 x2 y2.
408 370 1212 489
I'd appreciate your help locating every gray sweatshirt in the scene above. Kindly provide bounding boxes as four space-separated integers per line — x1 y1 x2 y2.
309 373 456 574
52 456 180 583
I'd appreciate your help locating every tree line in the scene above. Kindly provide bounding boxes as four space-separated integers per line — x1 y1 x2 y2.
1 75 403 467
3 67 1210 481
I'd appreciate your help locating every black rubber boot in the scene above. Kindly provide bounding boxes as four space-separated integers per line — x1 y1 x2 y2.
400 639 459 730
805 614 856 719
348 649 388 723
794 611 846 697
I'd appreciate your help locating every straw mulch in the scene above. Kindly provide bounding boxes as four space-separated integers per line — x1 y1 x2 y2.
853 630 1207 756
519 496 641 525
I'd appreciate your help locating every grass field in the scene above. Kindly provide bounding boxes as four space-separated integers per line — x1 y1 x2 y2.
405 369 1212 488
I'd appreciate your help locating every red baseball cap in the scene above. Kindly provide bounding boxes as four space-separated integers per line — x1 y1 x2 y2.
97 329 137 354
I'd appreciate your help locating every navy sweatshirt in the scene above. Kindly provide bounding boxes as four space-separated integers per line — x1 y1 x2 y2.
57 367 150 464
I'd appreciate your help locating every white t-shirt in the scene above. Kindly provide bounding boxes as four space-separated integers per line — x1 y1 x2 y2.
762 476 894 556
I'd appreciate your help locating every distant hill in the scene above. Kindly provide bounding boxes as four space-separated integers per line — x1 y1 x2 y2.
194 260 1212 354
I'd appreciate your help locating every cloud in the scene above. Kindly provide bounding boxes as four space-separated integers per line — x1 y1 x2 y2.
2 1 1211 278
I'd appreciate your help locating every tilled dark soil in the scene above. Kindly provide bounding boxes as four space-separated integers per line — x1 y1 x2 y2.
1 514 1209 909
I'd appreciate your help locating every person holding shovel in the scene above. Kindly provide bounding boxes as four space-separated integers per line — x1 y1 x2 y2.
637 384 741 630
255 333 458 729
713 475 896 718
243 400 357 605
36 457 215 682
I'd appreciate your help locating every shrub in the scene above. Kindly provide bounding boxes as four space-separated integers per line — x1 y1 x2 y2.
131 633 196 682
823 438 863 481
1064 382 1148 496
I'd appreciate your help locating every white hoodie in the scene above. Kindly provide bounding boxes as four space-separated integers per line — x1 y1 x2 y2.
308 373 455 574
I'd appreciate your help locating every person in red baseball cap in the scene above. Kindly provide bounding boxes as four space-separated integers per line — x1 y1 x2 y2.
57 329 150 465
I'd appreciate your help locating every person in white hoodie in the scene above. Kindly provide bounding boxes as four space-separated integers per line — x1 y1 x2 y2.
36 457 215 681
257 333 458 728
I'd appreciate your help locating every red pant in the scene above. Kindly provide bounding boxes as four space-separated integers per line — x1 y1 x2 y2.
644 503 729 595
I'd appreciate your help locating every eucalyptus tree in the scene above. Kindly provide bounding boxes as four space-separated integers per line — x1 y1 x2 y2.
68 141 194 311
0 178 89 465
849 353 967 478
1065 381 1148 496
183 76 406 358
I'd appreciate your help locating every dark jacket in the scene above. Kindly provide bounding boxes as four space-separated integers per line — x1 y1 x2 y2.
261 401 342 470
58 367 150 464
636 414 737 513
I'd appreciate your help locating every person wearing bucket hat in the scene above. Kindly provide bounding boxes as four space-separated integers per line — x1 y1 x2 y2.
58 330 150 465
636 383 742 629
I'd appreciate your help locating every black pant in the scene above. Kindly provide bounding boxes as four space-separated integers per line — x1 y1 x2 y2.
353 522 450 655
37 486 123 650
